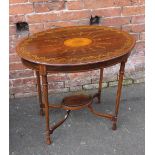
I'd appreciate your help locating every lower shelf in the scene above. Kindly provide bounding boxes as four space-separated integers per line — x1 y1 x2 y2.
61 94 92 110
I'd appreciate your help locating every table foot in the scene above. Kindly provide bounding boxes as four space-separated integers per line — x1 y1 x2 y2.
46 137 52 145
40 109 45 116
112 123 117 130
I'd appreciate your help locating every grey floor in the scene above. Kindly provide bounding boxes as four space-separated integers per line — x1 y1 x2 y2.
10 83 145 155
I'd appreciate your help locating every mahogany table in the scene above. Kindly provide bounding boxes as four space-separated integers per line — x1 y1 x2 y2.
16 26 135 144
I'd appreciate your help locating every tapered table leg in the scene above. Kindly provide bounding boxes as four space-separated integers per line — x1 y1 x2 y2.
112 61 126 130
98 68 104 103
39 65 51 144
36 71 45 116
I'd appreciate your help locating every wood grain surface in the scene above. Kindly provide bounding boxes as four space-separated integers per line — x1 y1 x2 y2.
16 26 135 66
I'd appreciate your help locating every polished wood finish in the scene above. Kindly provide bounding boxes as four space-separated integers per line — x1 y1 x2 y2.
16 26 136 144
98 68 104 103
62 94 92 110
112 60 126 130
39 65 51 144
16 26 135 67
36 71 45 116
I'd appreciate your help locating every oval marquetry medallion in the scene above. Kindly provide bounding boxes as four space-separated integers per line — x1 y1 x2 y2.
64 38 92 47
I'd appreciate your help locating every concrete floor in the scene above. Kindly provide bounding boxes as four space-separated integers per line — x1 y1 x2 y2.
10 83 145 155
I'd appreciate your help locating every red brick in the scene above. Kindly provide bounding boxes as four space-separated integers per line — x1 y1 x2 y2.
10 35 25 51
9 47 16 54
103 17 130 26
9 4 34 15
29 23 44 34
130 33 139 41
29 0 48 2
92 74 117 83
34 1 65 13
114 0 131 6
9 54 21 62
48 73 69 82
9 70 34 79
11 77 35 87
9 15 26 24
68 72 92 80
92 7 121 17
59 10 90 21
45 19 90 28
48 1 65 11
114 0 145 6
131 0 145 5
83 0 114 9
26 13 58 23
134 63 145 73
131 15 145 24
44 21 77 29
70 86 83 92
48 82 64 89
105 65 120 77
9 35 18 54
67 1 84 10
48 88 69 94
135 41 145 52
9 62 26 71
9 25 16 35
131 24 145 33
10 80 13 88
9 34 17 41
139 32 145 41
65 78 91 87
10 0 28 4
10 85 36 94
76 19 90 26
8 0 145 98
122 6 145 16
122 24 132 32
34 3 49 13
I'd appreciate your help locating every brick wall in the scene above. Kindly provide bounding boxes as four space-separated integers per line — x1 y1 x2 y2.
9 0 145 98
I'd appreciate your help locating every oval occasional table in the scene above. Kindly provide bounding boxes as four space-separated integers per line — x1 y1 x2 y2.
16 26 135 144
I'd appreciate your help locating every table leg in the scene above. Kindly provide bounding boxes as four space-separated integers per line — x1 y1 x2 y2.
98 68 104 103
39 66 51 144
36 71 45 116
112 61 126 130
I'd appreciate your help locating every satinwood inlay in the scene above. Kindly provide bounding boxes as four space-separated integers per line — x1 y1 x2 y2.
64 38 92 47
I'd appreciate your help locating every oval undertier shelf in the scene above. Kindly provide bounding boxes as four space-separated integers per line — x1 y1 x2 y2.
61 94 93 110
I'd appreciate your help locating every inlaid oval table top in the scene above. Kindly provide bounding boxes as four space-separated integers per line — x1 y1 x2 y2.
16 26 135 67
